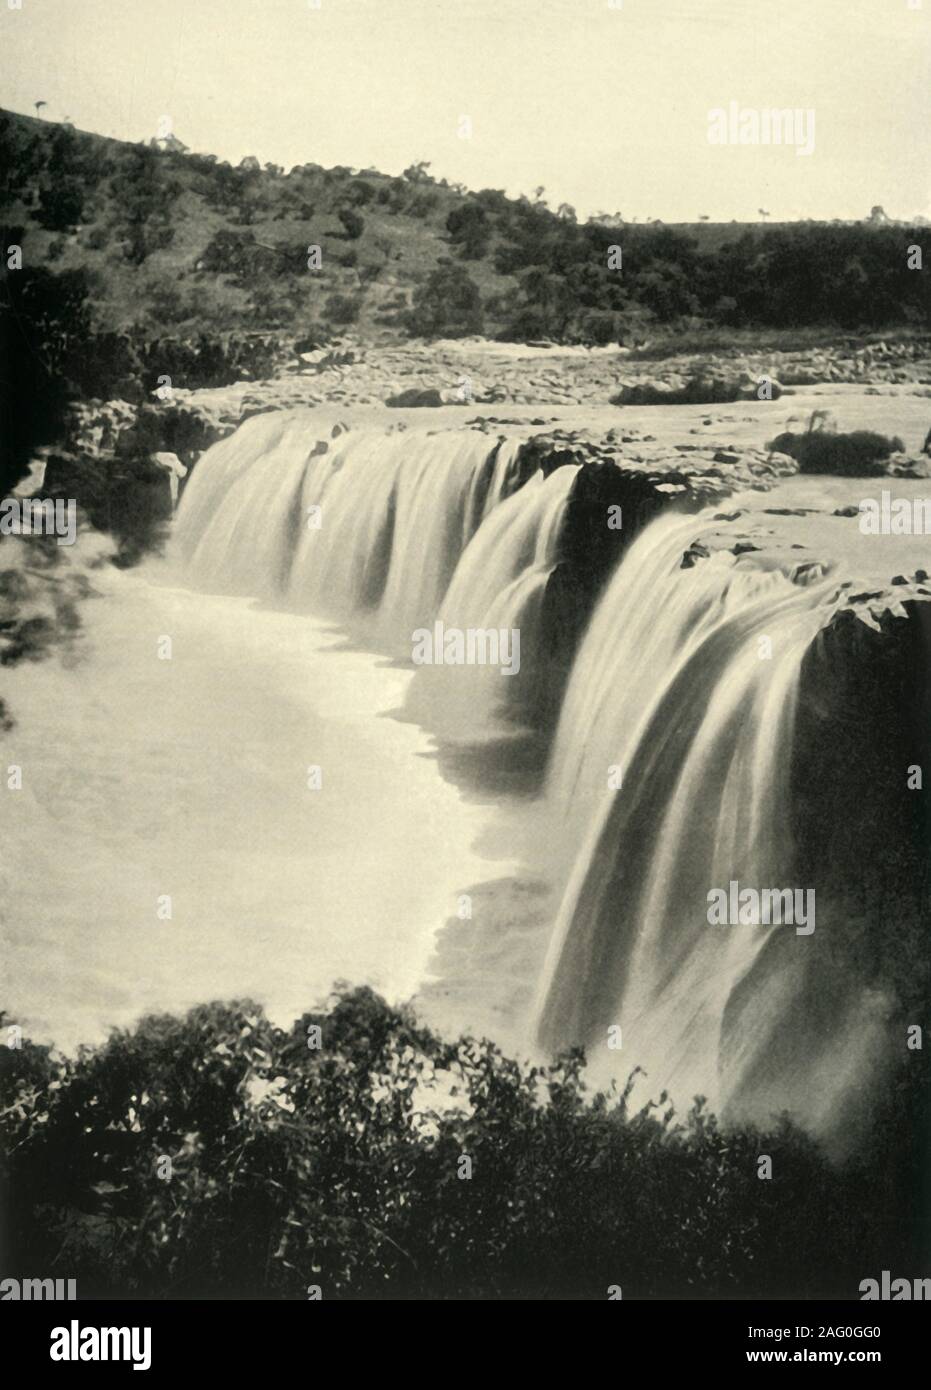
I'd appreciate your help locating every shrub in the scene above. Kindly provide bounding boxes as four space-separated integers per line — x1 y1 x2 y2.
767 415 905 475
575 308 618 346
406 189 440 218
35 177 84 232
123 220 175 265
407 260 483 338
446 202 491 260
337 207 365 241
323 292 360 325
198 229 271 280
0 989 922 1300
345 180 375 207
613 372 784 406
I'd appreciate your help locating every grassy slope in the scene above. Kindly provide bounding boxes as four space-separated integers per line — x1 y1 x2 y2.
0 107 516 340
1 106 925 349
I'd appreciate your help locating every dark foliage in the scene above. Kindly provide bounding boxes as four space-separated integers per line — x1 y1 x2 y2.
35 177 85 233
408 260 483 338
3 109 926 352
337 208 365 241
323 293 360 325
0 262 92 491
446 202 491 260
488 219 930 342
198 229 290 282
1 988 924 1301
768 419 906 475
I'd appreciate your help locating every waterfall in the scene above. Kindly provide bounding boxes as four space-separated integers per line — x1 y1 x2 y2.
533 511 867 1135
170 412 906 1144
174 412 320 596
174 411 529 656
401 464 579 743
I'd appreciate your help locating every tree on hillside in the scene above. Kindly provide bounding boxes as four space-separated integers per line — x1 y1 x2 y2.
337 207 365 240
402 161 432 184
501 264 578 340
446 201 491 259
344 179 375 207
111 144 177 263
35 176 84 231
197 228 274 280
407 259 483 338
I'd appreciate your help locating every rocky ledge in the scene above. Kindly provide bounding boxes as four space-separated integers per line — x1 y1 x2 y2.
670 470 931 633
32 336 931 524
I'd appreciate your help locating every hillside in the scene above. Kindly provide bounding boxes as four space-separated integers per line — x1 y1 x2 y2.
2 107 929 349
0 108 517 342
2 104 929 493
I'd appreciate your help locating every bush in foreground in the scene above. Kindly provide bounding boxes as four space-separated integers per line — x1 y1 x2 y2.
0 988 921 1300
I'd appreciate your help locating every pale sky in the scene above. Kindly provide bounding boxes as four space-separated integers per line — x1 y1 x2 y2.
1 0 929 222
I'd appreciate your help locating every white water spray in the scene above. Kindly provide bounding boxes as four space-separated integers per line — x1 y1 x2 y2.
174 413 532 656
534 512 879 1137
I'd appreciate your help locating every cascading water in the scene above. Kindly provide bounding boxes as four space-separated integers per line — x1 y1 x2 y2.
533 511 881 1140
5 415 547 1049
169 415 905 1146
174 411 531 656
173 412 315 596
401 464 579 744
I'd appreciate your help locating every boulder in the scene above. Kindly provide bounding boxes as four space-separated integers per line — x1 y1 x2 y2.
385 387 444 408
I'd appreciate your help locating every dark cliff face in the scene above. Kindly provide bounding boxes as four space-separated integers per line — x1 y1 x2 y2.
791 599 931 994
533 462 685 738
727 598 931 1176
418 432 788 793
